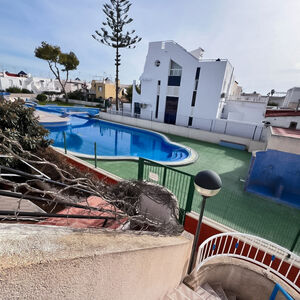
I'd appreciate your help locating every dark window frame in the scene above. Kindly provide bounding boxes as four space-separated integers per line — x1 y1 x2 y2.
188 117 193 126
155 95 160 118
195 67 201 80
191 91 197 107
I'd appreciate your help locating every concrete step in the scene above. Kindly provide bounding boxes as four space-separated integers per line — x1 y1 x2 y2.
210 283 228 300
164 283 216 300
200 283 222 299
195 285 222 299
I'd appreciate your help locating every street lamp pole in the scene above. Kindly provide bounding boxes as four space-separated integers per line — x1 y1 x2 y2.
187 170 222 275
187 195 207 274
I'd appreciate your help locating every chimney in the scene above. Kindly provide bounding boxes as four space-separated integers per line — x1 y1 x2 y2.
190 47 205 59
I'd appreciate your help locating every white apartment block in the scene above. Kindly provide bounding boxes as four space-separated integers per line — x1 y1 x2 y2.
132 41 234 127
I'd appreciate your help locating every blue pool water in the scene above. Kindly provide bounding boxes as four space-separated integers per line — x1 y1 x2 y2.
39 106 189 162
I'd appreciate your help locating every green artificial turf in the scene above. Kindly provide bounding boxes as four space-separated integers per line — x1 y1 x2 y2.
84 133 300 254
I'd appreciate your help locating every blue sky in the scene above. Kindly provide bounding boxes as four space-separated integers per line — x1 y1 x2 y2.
0 0 300 93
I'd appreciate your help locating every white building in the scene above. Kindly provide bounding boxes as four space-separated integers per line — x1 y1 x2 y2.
222 98 267 123
265 110 300 130
0 71 60 94
283 87 300 109
132 41 234 127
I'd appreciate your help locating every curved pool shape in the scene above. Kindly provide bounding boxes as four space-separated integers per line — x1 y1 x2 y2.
39 106 196 165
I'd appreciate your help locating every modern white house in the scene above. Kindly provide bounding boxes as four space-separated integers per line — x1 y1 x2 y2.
132 41 234 127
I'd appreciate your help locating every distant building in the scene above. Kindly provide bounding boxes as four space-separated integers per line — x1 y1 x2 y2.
265 109 300 130
63 79 91 94
283 87 300 109
222 98 267 123
0 71 60 94
132 41 234 126
90 78 127 101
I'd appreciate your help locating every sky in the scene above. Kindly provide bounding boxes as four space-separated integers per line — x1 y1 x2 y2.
0 0 300 94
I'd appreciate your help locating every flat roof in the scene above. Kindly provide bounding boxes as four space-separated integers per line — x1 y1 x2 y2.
271 126 300 139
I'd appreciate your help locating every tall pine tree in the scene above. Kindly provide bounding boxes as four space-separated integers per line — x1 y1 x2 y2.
93 0 141 110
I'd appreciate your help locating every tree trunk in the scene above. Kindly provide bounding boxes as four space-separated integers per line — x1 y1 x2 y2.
115 46 119 111
63 88 69 103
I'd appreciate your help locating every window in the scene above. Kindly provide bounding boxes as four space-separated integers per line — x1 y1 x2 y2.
169 60 182 76
191 91 197 107
98 86 102 92
194 79 198 91
289 122 297 129
195 67 200 80
191 68 200 107
188 117 193 126
157 80 161 94
155 95 160 118
155 60 160 67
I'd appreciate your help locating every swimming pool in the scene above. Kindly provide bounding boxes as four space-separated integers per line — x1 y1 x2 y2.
38 106 196 165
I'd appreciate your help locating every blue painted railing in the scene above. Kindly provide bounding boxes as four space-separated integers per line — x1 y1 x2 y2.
269 283 293 300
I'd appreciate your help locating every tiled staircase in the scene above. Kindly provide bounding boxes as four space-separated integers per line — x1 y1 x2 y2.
163 282 237 300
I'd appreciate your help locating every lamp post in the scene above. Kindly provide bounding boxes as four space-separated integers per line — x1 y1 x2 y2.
187 170 222 274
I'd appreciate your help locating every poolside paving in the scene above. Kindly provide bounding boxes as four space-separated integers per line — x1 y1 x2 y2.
84 133 300 254
34 110 70 124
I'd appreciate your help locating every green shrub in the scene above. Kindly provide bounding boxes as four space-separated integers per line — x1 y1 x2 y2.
36 94 48 102
21 88 33 94
6 87 33 94
6 86 22 93
67 90 84 100
0 100 52 153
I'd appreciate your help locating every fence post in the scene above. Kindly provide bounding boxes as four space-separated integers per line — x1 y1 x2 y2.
63 132 67 154
94 142 97 168
162 166 167 186
185 175 195 213
252 125 257 140
138 157 144 180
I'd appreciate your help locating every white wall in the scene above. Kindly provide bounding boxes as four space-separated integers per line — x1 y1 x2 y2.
265 116 300 129
283 87 300 108
133 41 234 127
222 100 266 123
99 112 267 152
267 134 300 155
0 224 192 300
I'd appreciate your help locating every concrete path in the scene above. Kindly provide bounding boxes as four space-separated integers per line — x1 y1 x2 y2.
34 110 70 125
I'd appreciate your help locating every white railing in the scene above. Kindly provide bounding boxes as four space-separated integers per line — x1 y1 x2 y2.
194 232 300 294
103 109 266 141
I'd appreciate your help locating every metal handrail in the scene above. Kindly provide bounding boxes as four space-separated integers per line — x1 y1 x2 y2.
194 232 300 293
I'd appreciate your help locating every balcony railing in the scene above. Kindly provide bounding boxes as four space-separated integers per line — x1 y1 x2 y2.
194 232 300 294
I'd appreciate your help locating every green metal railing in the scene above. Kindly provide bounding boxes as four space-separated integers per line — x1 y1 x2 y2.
138 157 195 224
136 158 300 254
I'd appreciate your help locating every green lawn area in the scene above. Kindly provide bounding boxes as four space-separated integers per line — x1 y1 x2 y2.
83 133 300 254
